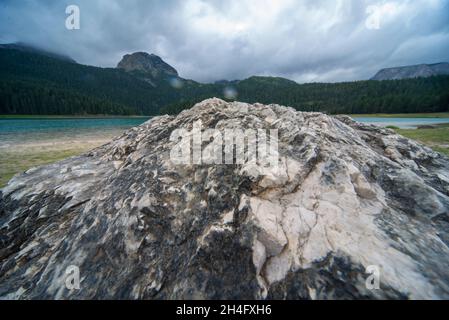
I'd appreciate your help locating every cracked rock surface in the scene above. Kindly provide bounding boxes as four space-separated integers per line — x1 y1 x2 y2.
1 98 449 299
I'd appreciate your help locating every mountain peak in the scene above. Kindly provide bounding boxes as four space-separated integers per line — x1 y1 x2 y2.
371 62 449 80
117 52 178 79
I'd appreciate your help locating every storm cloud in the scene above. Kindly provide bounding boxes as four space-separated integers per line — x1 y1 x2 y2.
1 0 448 83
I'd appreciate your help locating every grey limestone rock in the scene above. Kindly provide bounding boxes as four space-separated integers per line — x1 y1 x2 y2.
117 52 179 79
371 62 449 80
1 98 449 299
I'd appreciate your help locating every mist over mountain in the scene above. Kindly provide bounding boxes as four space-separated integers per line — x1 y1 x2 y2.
2 0 448 83
0 43 77 64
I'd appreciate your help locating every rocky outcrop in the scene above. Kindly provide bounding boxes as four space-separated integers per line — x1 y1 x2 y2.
1 98 449 300
117 52 178 82
371 62 449 80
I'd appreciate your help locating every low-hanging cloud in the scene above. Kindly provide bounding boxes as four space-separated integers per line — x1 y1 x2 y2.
0 0 448 83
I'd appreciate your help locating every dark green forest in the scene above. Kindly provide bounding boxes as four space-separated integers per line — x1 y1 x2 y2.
1 47 448 116
232 76 449 114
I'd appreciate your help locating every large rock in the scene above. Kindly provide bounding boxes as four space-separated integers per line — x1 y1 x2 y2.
1 98 449 299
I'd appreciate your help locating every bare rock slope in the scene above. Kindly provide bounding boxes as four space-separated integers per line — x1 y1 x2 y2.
117 52 178 79
371 62 449 80
1 98 449 299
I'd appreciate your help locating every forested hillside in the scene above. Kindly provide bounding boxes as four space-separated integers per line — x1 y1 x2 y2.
161 75 449 115
0 48 180 115
0 80 135 115
1 46 448 116
238 75 449 114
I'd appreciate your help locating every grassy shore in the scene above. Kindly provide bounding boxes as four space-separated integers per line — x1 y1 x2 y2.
0 149 85 187
343 112 449 156
349 112 449 118
0 138 113 188
395 123 449 156
0 117 149 188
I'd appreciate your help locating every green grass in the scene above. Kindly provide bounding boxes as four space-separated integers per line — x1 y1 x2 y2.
348 112 449 118
396 126 449 156
0 147 91 188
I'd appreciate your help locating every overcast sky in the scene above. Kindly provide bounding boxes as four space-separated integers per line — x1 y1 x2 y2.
1 0 448 83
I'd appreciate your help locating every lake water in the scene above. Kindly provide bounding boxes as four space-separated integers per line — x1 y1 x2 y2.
0 117 150 147
352 117 449 129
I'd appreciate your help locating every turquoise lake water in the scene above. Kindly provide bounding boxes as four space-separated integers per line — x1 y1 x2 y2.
0 117 150 146
352 117 449 129
0 118 150 134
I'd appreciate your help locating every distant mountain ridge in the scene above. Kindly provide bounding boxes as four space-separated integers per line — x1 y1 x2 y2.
372 62 449 81
1 43 449 116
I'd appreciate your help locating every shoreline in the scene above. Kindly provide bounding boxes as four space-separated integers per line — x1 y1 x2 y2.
0 115 150 120
348 112 449 118
0 133 119 188
0 139 111 188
